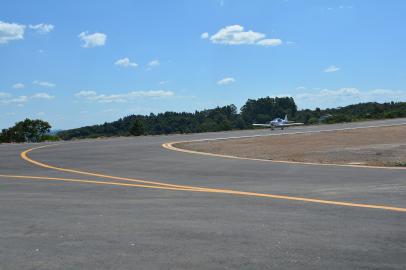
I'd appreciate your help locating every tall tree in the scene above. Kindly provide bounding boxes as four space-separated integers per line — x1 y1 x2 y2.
129 119 144 136
0 119 51 143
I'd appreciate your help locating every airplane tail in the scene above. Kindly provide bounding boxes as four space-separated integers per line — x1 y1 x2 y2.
284 114 288 122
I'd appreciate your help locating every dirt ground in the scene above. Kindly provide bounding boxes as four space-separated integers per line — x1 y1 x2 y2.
176 125 406 167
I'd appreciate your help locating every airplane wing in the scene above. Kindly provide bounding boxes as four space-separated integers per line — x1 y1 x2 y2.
253 123 272 127
282 122 304 127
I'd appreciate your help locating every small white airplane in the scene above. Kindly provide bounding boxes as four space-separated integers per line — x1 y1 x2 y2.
253 115 304 130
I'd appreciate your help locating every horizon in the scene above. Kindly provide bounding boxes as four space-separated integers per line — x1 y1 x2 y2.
1 0 406 129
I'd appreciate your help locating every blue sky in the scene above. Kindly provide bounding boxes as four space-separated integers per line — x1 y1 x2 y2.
1 0 405 129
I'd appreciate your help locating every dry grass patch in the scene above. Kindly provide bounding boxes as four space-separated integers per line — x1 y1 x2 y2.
176 125 406 167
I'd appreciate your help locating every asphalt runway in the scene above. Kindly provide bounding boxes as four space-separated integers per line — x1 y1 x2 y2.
1 118 406 269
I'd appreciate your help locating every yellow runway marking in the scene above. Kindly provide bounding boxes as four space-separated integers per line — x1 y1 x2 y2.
0 174 199 192
21 144 215 192
1 173 406 212
17 144 406 212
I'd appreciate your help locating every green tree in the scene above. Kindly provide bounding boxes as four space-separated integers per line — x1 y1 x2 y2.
240 96 297 124
129 119 144 136
0 119 51 143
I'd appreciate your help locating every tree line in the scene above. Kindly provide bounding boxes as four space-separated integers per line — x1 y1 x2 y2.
1 97 406 143
58 97 406 140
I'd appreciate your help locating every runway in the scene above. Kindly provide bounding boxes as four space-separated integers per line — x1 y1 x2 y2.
1 118 406 269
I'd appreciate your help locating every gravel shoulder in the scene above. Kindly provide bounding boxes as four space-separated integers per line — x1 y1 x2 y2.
176 125 406 167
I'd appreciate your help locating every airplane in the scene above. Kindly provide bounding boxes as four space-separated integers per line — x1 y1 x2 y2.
253 115 304 130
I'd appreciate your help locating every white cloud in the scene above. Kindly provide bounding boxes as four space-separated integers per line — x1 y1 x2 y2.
0 94 28 104
369 89 401 95
0 21 25 44
10 96 29 103
75 90 98 98
201 32 209 39
114 57 138 68
0 92 11 98
217 77 235 85
78 31 107 48
324 65 340 73
148 59 160 67
210 25 264 45
295 87 406 109
320 88 359 96
133 90 174 97
257 38 282 46
12 83 25 89
32 92 54 99
0 91 54 104
75 90 175 103
36 112 45 116
146 59 160 70
159 80 169 85
207 25 282 47
29 23 54 34
33 80 55 87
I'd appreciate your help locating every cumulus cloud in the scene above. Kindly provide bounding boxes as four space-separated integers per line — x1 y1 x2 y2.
146 59 160 70
206 25 282 47
29 23 54 34
369 89 402 95
33 80 55 87
75 90 97 97
257 38 282 46
75 90 175 103
114 57 138 68
8 95 29 103
0 93 28 104
0 21 25 44
324 65 340 73
148 59 160 67
201 32 209 39
78 31 107 48
295 87 406 109
148 59 161 68
12 83 25 89
217 77 235 85
31 92 54 99
0 92 11 98
0 91 54 104
210 25 264 45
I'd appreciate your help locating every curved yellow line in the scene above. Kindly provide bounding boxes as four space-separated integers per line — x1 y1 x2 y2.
0 174 201 192
21 144 216 192
19 144 406 212
2 173 406 213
